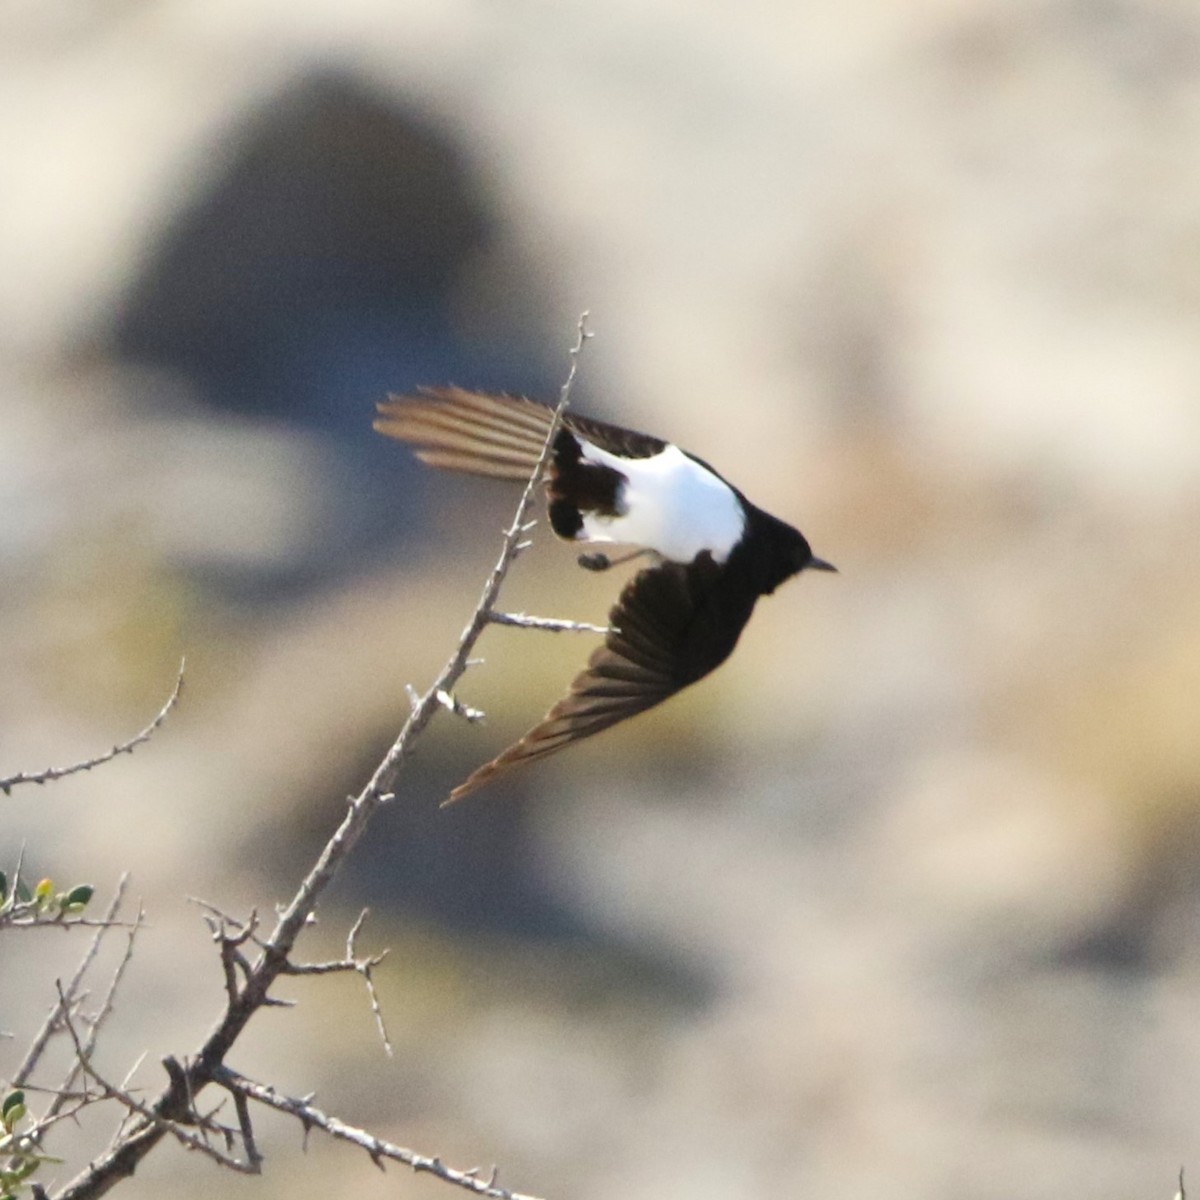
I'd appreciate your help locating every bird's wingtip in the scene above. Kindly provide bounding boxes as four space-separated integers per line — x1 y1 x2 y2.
442 767 489 806
441 781 471 807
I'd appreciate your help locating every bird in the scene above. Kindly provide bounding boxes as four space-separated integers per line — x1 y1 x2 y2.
374 387 836 801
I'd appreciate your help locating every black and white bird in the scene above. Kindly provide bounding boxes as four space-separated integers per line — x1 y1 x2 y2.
375 387 836 801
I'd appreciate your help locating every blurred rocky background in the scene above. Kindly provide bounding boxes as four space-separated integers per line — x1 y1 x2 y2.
3 1 1200 1197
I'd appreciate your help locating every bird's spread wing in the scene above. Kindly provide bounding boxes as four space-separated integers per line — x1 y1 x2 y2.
374 387 667 481
447 553 756 802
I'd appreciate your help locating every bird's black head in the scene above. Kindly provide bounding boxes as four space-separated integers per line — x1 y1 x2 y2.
744 506 837 596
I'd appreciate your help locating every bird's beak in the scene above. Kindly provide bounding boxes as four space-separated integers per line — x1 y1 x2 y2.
808 555 838 573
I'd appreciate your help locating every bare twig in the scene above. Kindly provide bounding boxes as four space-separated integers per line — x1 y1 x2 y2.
485 611 609 635
197 907 260 1007
45 898 147 1124
50 313 592 1200
0 663 184 796
213 1068 545 1200
346 910 393 1057
187 899 267 949
277 909 392 1055
16 1091 97 1147
231 1087 262 1173
13 876 131 1087
0 914 141 932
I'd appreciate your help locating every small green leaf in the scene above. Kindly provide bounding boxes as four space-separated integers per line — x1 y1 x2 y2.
64 884 94 912
14 880 31 904
0 870 7 902
2 1091 25 1121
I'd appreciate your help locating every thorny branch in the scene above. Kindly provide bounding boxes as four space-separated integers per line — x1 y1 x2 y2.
49 313 592 1200
0 664 184 796
213 1068 545 1200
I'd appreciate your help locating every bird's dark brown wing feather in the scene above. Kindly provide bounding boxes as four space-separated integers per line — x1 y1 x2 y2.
447 554 756 802
374 388 666 480
565 411 666 459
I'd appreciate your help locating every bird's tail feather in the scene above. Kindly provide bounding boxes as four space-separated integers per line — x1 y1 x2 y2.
374 387 554 481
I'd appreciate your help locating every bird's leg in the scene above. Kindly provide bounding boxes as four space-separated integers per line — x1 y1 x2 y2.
576 548 649 572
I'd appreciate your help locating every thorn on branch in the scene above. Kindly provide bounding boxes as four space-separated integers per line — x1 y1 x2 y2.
118 1050 148 1094
435 689 486 724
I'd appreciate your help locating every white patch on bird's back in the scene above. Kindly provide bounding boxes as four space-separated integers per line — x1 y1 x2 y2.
577 441 746 563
